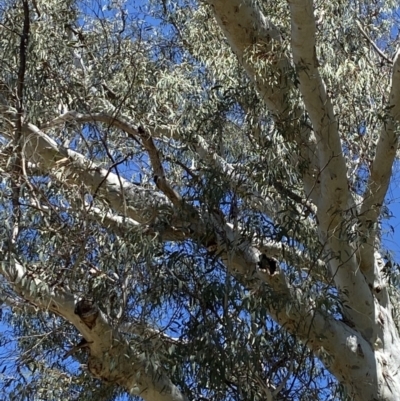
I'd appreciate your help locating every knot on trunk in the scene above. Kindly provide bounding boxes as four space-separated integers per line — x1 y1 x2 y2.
75 298 99 329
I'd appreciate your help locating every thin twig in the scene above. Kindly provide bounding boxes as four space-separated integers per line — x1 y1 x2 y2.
11 0 30 244
356 20 392 64
134 127 182 206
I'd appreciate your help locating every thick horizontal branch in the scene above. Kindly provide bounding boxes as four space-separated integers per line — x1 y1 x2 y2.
24 117 280 263
22 121 177 224
43 111 281 216
41 109 321 249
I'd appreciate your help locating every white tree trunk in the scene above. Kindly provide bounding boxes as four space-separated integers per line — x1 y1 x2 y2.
205 1 400 399
2 0 400 400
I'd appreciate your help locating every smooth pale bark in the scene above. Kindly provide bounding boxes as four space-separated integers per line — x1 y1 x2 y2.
0 257 188 401
43 110 318 243
206 0 321 209
206 1 400 400
2 1 400 400
43 111 283 217
358 50 400 278
20 121 197 242
17 114 318 272
288 0 376 338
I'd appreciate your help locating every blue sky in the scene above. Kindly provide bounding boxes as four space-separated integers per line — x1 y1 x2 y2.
383 163 400 261
2 1 400 399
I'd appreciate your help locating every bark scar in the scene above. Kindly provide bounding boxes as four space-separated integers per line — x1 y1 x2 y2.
75 298 99 329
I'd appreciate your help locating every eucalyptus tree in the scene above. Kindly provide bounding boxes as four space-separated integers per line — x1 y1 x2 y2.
0 0 400 400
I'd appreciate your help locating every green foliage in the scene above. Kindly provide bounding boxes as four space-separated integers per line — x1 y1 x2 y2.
0 0 399 400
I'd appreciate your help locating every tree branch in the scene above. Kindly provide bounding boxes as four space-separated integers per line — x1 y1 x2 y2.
355 20 392 65
10 113 369 353
21 121 175 224
206 0 289 119
289 0 350 222
358 49 400 278
0 256 188 401
1 116 201 242
206 0 320 201
288 0 375 325
135 126 183 206
42 110 318 244
42 111 280 215
205 0 373 333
